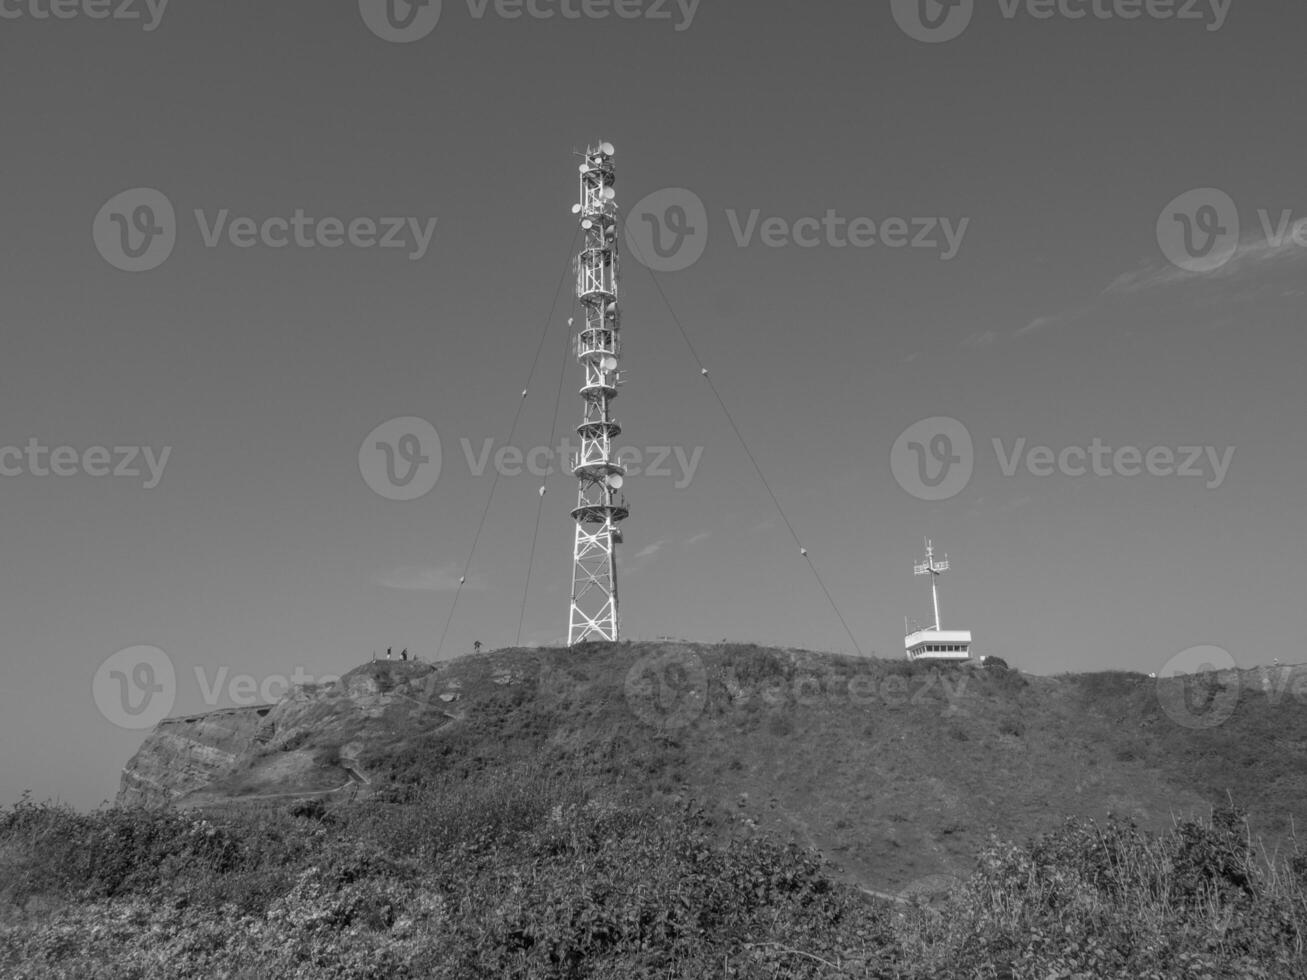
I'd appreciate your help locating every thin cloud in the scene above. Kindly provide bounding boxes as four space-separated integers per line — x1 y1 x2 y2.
1013 304 1094 339
373 563 485 593
961 330 997 348
1107 234 1307 296
685 531 711 547
1013 230 1305 343
1015 314 1061 337
624 538 669 578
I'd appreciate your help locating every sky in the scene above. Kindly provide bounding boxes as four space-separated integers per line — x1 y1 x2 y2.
1 0 1304 810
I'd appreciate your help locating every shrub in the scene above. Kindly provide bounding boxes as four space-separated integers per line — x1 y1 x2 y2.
2 786 1303 978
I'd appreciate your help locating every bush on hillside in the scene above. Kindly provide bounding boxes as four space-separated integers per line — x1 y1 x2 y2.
3 783 1305 978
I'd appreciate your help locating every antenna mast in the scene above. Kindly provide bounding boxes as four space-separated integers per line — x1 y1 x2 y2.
568 141 629 645
913 538 950 631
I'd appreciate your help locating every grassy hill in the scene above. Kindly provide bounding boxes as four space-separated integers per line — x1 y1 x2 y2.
4 641 1307 977
127 641 1306 892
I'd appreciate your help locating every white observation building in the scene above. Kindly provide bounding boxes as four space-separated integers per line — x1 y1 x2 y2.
904 538 972 662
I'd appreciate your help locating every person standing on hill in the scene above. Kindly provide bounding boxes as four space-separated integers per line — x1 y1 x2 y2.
400 649 408 661
387 648 392 660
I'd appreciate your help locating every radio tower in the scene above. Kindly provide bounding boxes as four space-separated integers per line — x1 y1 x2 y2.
568 141 629 645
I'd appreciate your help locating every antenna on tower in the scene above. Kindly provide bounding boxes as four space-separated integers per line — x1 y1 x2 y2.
567 141 629 645
913 537 951 631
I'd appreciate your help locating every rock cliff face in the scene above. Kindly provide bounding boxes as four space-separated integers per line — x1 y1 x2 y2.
117 660 462 807
118 705 271 806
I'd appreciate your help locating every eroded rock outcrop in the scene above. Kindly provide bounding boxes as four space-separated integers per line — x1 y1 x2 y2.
117 660 458 807
117 705 271 806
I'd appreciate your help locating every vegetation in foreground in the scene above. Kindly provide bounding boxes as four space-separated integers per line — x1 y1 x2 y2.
2 776 1305 979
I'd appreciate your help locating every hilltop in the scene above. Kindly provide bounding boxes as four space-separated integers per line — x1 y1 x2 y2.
4 641 1305 977
117 642 1307 894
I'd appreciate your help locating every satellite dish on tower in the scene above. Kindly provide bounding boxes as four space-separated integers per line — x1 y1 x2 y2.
607 474 624 489
581 219 593 229
601 356 618 371
600 142 615 156
578 164 588 173
602 187 616 201
571 204 582 214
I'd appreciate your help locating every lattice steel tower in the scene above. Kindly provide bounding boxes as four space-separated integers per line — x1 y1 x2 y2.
567 141 629 645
